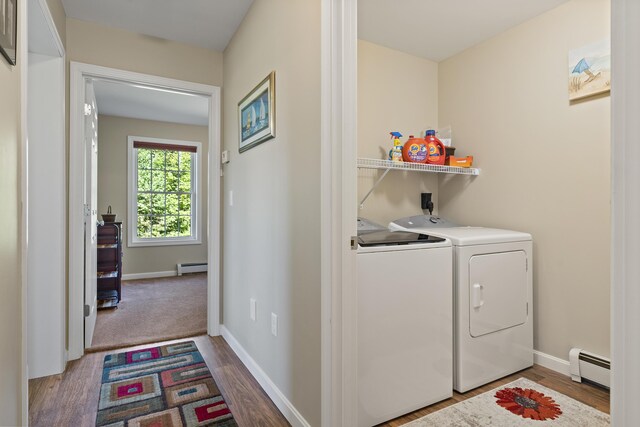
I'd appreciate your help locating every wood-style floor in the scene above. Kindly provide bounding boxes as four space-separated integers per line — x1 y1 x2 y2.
29 335 609 427
29 335 291 427
378 364 610 426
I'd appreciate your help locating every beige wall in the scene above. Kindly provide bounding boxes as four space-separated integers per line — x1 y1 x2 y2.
46 0 66 46
97 115 208 275
222 0 321 425
0 5 23 424
438 0 611 359
358 40 439 225
66 18 223 86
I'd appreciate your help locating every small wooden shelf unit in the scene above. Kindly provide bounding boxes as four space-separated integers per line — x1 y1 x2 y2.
97 222 123 305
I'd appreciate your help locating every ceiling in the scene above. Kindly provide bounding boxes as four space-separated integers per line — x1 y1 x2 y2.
93 80 209 126
72 0 569 125
358 0 569 62
61 0 254 52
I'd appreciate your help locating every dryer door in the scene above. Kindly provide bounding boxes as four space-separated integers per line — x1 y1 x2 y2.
469 250 527 337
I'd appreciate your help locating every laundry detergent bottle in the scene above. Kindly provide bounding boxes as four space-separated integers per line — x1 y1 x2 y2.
402 135 429 163
425 129 446 165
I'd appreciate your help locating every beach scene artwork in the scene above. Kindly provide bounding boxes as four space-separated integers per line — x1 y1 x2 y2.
568 39 610 101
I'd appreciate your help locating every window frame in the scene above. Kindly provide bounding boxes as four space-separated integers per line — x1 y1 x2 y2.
127 135 202 247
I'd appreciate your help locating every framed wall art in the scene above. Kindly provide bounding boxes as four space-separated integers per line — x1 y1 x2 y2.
0 0 16 65
568 39 610 101
238 71 275 153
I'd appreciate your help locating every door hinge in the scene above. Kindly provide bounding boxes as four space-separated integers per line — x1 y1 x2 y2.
350 236 358 250
84 304 91 317
526 258 529 272
526 302 529 315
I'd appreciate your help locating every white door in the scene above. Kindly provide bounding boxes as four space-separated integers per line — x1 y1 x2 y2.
468 250 527 338
84 79 99 347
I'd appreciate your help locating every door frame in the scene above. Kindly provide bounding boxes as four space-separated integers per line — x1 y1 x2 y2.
320 0 358 425
325 0 631 425
68 62 222 360
611 0 640 424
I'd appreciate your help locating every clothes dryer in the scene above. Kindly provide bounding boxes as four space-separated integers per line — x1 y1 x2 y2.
390 215 533 393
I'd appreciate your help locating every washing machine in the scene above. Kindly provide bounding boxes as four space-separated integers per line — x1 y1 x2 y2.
357 229 453 426
390 215 533 393
357 217 387 234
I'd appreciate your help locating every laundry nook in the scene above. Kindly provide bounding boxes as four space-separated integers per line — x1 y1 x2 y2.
354 0 611 425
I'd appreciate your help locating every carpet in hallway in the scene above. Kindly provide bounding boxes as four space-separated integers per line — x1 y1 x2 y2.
90 274 207 352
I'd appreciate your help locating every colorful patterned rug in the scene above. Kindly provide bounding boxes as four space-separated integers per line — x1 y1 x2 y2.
96 341 237 426
403 378 609 426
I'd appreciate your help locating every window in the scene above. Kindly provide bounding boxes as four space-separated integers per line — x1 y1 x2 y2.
127 136 201 247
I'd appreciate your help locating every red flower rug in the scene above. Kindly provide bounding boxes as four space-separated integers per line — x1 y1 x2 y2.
96 341 237 426
402 378 609 426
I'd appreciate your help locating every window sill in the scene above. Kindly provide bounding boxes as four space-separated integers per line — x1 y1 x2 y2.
128 237 202 248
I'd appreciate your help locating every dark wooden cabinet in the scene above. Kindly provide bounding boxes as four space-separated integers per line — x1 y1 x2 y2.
97 222 123 305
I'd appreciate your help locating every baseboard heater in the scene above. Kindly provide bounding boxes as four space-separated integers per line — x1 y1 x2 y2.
177 262 208 276
569 348 610 389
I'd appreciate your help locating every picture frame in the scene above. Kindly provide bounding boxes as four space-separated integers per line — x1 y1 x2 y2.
568 40 610 102
238 71 275 153
0 0 16 65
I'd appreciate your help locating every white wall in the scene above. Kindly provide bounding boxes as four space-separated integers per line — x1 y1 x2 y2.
357 40 440 225
438 0 611 360
27 53 66 379
222 0 321 425
97 115 209 275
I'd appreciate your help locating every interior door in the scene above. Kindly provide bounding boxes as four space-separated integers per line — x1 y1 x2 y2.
84 79 99 348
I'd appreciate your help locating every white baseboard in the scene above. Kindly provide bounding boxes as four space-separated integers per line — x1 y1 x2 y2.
534 349 571 376
121 270 177 281
220 325 311 427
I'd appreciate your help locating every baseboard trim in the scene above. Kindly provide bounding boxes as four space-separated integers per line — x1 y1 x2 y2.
220 325 311 427
121 270 176 281
534 349 571 376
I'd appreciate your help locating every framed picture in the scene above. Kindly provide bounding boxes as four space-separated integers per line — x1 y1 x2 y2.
0 0 16 65
568 40 610 101
238 71 275 153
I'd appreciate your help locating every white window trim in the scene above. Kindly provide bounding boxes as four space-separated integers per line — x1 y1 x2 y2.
127 135 202 247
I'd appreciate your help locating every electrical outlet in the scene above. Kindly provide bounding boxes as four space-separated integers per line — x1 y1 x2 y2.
250 298 256 322
229 190 234 206
271 313 278 336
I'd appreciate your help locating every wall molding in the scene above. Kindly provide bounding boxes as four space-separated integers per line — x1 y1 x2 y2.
533 350 571 377
121 270 177 281
220 325 311 427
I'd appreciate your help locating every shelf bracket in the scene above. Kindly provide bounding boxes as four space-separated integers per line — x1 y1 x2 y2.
359 167 391 208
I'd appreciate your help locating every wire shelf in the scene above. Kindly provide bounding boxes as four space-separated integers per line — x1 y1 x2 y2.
357 158 480 176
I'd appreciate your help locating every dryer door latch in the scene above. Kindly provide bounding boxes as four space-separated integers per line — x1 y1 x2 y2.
472 283 484 309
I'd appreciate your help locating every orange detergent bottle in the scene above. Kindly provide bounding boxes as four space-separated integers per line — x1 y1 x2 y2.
425 130 446 165
402 135 428 163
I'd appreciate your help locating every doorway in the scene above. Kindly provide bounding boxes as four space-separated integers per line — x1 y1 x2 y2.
68 63 222 360
88 80 212 350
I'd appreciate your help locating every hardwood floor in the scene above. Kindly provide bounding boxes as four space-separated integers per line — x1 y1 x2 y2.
29 337 609 427
29 335 291 427
377 364 610 426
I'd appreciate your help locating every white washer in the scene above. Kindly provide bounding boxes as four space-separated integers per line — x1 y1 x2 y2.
390 216 533 393
357 230 453 426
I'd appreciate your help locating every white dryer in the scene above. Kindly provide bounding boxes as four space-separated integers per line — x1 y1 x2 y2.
390 215 533 393
357 230 452 426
